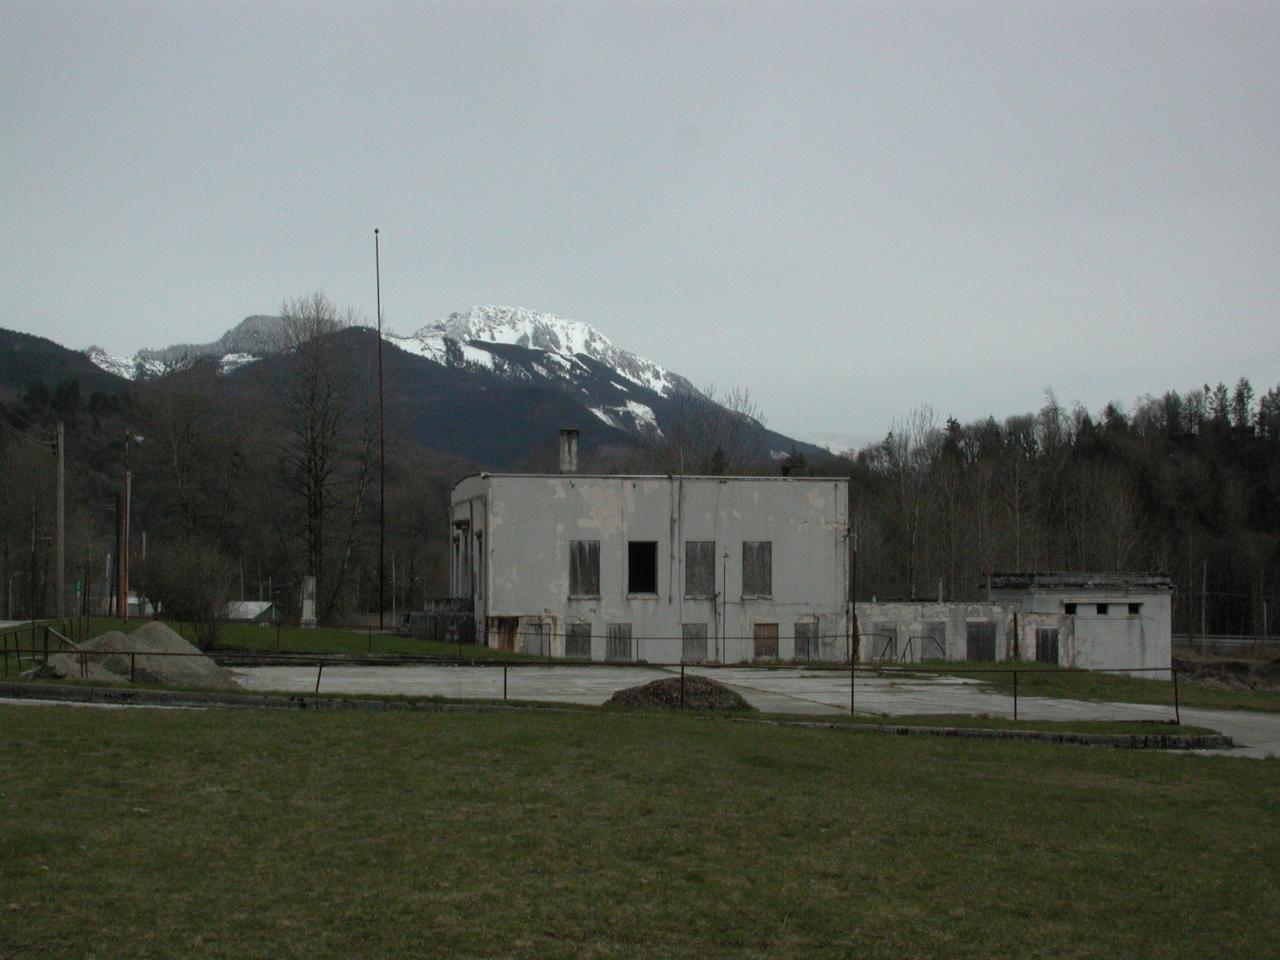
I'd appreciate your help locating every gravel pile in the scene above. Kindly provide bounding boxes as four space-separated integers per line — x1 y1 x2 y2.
44 622 241 690
605 675 754 712
1174 654 1280 693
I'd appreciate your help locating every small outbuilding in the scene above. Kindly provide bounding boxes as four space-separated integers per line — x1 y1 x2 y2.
988 572 1172 673
223 600 280 623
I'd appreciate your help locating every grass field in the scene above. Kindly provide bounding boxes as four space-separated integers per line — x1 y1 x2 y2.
899 659 1280 713
6 616 526 660
2 704 1277 959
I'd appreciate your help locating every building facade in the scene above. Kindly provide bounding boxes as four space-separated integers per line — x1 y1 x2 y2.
450 469 852 664
988 572 1173 673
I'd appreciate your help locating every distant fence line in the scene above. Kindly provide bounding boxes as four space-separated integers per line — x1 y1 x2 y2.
2 622 1184 725
1174 634 1280 655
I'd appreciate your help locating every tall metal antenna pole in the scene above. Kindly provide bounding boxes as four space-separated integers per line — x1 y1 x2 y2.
55 421 65 618
376 228 386 631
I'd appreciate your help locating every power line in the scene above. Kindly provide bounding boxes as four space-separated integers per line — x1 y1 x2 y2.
0 416 55 451
0 408 55 438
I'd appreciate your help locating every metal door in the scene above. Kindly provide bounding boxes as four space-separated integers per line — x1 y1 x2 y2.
606 623 633 661
1035 628 1059 664
754 623 779 659
966 621 996 661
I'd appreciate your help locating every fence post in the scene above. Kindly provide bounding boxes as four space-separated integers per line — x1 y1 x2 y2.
42 626 49 666
315 660 324 695
130 652 136 684
2 634 8 678
1013 669 1018 721
503 663 508 701
680 661 685 709
1172 666 1181 726
850 660 856 715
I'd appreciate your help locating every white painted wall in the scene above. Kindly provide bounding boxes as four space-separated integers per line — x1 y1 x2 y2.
451 474 851 663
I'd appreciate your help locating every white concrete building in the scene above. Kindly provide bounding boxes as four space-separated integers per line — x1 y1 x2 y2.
450 460 852 664
989 572 1173 673
855 574 1172 673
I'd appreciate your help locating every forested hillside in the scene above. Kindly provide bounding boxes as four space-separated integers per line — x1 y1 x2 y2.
3 308 1277 640
849 381 1280 636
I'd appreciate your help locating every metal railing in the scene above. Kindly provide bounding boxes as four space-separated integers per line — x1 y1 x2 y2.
1 628 1187 725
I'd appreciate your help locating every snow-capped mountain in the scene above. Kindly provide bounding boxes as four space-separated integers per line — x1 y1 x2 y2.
391 306 685 398
75 304 817 467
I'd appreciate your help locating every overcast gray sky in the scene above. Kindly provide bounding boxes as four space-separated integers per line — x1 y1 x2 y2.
3 0 1277 448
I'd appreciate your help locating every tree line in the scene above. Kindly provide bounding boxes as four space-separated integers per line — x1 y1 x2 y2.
3 302 1277 641
1 294 461 640
847 381 1280 637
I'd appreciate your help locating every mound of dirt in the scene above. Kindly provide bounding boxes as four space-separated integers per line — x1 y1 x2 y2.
44 622 241 690
1173 655 1280 693
605 675 755 712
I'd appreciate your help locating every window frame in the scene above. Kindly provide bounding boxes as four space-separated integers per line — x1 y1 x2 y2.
741 540 773 599
568 540 601 598
684 540 716 599
627 540 659 596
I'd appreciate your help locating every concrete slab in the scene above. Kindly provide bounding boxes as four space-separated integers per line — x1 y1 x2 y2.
232 663 672 705
228 663 1280 758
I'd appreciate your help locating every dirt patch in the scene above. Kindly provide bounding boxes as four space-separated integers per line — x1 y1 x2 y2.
1174 655 1280 693
605 675 754 712
43 622 241 690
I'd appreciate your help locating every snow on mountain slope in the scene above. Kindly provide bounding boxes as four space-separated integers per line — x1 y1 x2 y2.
84 346 135 379
85 305 683 397
398 306 681 396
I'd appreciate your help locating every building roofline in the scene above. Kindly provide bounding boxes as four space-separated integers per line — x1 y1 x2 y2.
988 572 1173 591
454 472 848 485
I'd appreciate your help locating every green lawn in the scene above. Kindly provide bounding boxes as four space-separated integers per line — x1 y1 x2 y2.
52 616 528 660
896 659 1280 713
2 705 1277 959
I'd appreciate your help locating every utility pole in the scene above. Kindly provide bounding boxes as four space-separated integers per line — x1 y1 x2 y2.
375 227 386 631
1200 558 1207 642
119 432 133 622
55 420 65 617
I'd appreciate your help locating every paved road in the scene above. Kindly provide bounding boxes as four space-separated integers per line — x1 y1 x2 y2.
231 663 1280 759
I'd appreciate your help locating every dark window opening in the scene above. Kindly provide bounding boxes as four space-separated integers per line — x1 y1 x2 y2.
628 541 658 594
1128 603 1142 616
569 540 600 597
685 541 715 597
742 541 772 597
1064 603 1077 615
1096 603 1109 616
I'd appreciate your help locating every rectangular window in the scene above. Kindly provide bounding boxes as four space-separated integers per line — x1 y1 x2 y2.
566 623 592 659
753 622 779 659
682 623 708 662
628 541 658 595
742 541 772 597
569 540 600 597
1128 603 1142 616
966 621 996 661
1096 603 1109 616
1063 603 1077 615
1035 627 1060 665
606 623 633 661
685 541 716 598
794 621 817 661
